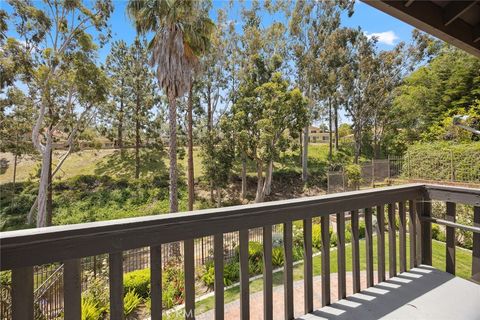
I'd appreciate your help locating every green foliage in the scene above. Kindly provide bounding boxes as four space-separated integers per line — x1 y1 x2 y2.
344 164 362 189
123 290 142 317
390 46 480 151
403 142 480 182
124 268 150 299
81 297 104 320
272 247 284 267
431 224 446 242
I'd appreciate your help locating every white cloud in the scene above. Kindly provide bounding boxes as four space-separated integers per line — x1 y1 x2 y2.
365 31 399 46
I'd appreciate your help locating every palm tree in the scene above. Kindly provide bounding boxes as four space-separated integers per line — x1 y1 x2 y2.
127 0 214 213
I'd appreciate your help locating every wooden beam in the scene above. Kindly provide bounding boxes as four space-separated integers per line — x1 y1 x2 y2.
362 0 480 57
474 24 480 42
444 1 478 26
404 0 415 7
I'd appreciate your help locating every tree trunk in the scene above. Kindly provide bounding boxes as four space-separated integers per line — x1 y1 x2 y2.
216 187 221 208
168 93 180 258
46 148 53 226
334 104 339 150
135 98 140 179
13 153 17 186
207 86 213 132
328 99 333 159
168 94 178 213
263 160 273 196
255 162 264 203
299 133 303 166
241 154 247 200
302 125 308 182
118 97 124 157
36 137 52 227
354 127 361 164
187 84 195 211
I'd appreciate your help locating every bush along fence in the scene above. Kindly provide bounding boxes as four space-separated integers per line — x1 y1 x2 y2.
327 143 480 193
401 142 480 184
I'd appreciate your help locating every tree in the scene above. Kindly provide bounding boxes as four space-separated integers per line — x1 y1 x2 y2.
289 0 354 176
127 0 214 213
104 40 131 156
0 88 35 187
391 44 480 151
233 54 308 203
5 0 112 227
201 116 235 207
339 30 378 163
129 38 157 179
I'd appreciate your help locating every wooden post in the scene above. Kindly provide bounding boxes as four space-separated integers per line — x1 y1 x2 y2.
472 207 480 283
421 199 432 266
446 202 456 275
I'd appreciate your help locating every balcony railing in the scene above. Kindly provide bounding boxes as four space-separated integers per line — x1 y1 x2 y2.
1 183 479 319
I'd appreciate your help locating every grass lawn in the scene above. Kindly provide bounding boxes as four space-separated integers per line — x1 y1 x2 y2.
0 144 331 184
181 235 472 317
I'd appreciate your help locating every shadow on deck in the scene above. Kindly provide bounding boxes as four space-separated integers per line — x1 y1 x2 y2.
299 265 480 320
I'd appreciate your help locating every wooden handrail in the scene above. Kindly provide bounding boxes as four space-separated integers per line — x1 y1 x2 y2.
1 184 425 270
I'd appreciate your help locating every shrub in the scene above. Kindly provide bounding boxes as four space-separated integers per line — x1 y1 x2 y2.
403 142 480 183
81 297 105 320
432 224 446 242
272 247 284 267
201 260 240 289
162 264 185 309
345 164 362 189
123 290 142 317
124 269 150 299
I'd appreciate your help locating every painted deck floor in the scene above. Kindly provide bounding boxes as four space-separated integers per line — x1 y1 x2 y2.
197 265 480 320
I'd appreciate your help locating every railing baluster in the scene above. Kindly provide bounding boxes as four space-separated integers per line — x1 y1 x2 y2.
303 218 313 313
109 252 123 320
150 245 162 320
446 202 456 275
214 233 224 320
365 208 374 287
421 200 432 265
336 212 346 300
473 207 480 282
321 215 330 306
263 225 273 320
64 259 81 320
184 239 195 319
388 203 397 277
12 266 33 319
399 201 407 273
415 200 423 266
377 205 385 282
283 221 294 319
239 229 250 320
408 200 417 268
351 210 360 293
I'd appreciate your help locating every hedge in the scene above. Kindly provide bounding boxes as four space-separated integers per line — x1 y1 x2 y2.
403 142 480 183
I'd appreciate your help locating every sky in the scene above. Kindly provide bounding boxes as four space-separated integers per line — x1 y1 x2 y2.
2 0 417 124
96 0 416 63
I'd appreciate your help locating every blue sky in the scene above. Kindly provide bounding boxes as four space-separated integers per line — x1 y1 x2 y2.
2 0 417 124
96 0 415 63
2 1 416 63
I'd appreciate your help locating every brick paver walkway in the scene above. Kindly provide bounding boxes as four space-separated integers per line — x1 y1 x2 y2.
197 272 376 320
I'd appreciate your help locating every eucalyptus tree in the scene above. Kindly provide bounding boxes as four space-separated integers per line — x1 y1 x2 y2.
339 30 377 163
4 0 112 227
289 0 354 175
233 53 308 203
127 0 214 213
